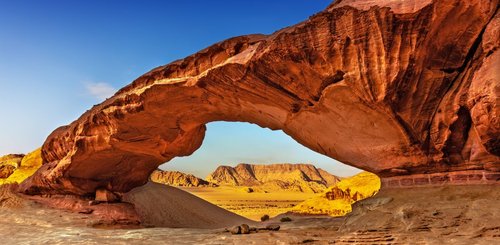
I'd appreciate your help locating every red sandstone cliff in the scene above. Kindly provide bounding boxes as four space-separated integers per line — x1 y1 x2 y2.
20 0 499 195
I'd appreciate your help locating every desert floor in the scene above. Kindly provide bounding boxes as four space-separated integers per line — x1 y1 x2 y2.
0 184 498 244
180 186 317 220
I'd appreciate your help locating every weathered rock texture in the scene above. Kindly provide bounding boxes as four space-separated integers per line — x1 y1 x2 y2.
0 165 16 179
0 150 42 185
20 0 499 195
150 169 215 187
292 172 380 216
206 163 340 193
0 154 24 179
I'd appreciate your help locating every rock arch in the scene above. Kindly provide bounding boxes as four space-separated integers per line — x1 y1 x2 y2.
21 0 499 195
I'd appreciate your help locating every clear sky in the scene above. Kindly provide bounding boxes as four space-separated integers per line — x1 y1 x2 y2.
0 0 361 177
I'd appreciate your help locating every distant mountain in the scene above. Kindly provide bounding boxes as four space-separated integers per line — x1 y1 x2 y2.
150 170 216 187
317 168 341 186
291 172 380 216
206 163 340 193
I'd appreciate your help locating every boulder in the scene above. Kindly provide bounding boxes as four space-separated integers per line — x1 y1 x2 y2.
229 225 241 235
95 189 119 202
240 224 250 234
265 224 281 231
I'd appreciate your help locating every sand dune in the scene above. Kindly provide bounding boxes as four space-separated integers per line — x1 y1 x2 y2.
122 182 253 228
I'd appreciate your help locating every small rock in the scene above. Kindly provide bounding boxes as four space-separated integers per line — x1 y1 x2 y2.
280 217 292 222
78 208 94 214
86 220 105 228
260 214 270 221
229 225 241 235
240 224 250 234
266 224 280 231
302 239 317 243
249 227 257 232
95 188 119 202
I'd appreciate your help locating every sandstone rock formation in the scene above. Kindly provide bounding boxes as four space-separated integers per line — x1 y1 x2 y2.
0 154 24 168
0 150 42 185
318 168 342 186
206 163 340 193
150 169 215 187
0 165 16 179
292 172 380 216
95 188 120 202
0 154 24 179
20 0 499 195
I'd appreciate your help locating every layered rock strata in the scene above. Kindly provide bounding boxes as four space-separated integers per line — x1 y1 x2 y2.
206 163 340 192
150 170 215 187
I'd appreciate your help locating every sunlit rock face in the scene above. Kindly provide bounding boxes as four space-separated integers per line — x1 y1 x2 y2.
20 0 499 195
150 170 215 187
206 163 340 193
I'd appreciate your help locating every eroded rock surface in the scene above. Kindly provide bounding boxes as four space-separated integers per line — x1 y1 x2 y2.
0 154 24 178
291 172 380 216
20 0 499 195
150 169 215 187
206 163 340 193
1 150 42 185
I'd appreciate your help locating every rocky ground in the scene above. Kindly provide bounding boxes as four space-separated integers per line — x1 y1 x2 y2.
1 183 498 244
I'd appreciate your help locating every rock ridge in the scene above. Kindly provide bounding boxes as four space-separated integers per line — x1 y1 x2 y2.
150 169 216 187
206 163 340 193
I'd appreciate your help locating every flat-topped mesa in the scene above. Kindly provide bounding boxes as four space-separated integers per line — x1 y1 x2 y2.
20 0 499 195
206 163 341 193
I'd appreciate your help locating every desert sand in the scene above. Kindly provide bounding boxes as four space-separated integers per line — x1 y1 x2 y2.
181 186 317 221
1 183 498 244
179 171 380 221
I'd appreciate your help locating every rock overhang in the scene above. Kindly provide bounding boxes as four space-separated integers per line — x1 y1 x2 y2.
18 0 499 195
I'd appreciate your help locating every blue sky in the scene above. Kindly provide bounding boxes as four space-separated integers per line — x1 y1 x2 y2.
0 0 360 177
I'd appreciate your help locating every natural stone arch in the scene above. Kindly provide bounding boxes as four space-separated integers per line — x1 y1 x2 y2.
21 0 499 195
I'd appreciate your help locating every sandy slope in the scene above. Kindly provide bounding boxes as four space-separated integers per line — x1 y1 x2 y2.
123 182 253 228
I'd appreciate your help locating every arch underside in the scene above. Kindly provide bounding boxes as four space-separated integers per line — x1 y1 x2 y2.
20 0 499 195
